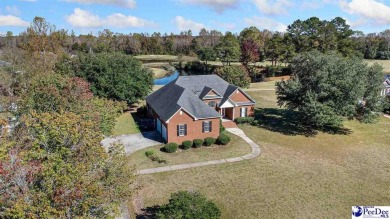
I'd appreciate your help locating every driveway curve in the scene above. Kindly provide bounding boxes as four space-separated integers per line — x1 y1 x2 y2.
137 127 261 175
101 131 162 154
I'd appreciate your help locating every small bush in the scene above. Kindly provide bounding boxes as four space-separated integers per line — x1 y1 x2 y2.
217 134 231 145
235 117 254 124
145 149 155 157
164 142 178 153
181 140 192 150
149 155 167 164
155 191 221 219
251 119 259 126
193 139 203 148
203 137 216 146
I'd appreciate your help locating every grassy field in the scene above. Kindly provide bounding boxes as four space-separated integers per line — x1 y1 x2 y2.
206 60 277 67
112 112 140 136
129 133 251 169
131 88 390 218
135 55 196 62
248 81 277 90
148 67 170 79
364 59 390 75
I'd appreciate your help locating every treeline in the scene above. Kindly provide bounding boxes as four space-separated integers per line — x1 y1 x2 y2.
1 16 390 63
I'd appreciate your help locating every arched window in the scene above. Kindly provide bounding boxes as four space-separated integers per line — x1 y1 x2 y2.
208 101 216 107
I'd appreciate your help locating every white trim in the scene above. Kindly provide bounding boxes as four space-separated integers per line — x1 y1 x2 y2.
228 87 256 104
219 99 235 108
178 124 186 136
166 107 198 123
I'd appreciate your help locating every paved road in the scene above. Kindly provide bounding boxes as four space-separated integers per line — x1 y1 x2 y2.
137 127 261 175
101 131 162 154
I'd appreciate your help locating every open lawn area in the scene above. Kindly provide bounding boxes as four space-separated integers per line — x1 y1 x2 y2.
365 59 390 75
131 88 390 218
135 55 196 62
112 112 140 136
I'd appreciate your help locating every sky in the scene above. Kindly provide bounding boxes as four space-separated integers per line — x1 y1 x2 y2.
0 0 390 35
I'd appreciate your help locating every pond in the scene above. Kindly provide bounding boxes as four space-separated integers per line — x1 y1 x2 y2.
154 70 180 85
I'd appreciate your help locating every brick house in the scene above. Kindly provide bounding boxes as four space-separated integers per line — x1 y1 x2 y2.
146 75 255 143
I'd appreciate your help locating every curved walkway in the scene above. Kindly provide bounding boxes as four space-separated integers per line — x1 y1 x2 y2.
137 127 261 175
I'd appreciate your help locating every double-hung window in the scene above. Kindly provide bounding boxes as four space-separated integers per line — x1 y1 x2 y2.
240 107 247 117
177 124 187 136
202 121 212 133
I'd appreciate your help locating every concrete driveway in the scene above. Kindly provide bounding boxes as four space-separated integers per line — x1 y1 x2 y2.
101 131 162 154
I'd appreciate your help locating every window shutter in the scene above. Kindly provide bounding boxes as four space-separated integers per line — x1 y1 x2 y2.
202 122 205 133
210 121 212 132
177 125 180 136
184 124 187 135
245 108 248 117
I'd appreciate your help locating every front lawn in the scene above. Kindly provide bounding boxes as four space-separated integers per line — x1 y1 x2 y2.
131 88 390 218
129 132 251 169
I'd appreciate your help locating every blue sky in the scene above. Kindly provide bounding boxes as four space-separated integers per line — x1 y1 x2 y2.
1 0 390 35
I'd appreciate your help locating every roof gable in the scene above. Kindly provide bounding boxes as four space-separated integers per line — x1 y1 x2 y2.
146 75 255 122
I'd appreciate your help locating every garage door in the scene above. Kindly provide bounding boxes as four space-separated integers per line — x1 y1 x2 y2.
161 124 167 141
156 119 161 133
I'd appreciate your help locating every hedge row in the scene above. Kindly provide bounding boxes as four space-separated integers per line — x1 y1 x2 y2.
235 117 254 124
163 134 230 153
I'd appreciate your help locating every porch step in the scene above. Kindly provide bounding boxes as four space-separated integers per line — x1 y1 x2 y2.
222 121 237 129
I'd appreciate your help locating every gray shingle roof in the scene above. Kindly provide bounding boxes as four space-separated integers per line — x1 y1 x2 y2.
146 75 254 122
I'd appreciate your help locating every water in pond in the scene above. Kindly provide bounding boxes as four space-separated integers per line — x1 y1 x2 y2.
154 70 180 85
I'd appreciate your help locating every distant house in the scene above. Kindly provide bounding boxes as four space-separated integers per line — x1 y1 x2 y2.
381 75 390 97
146 75 255 143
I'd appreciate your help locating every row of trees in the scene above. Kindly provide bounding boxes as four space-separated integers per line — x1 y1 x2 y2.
1 17 390 65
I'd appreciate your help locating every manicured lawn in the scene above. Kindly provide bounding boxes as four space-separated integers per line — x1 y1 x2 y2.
129 132 251 169
112 112 140 136
206 60 278 67
247 81 277 90
131 87 390 218
364 59 390 75
135 55 196 62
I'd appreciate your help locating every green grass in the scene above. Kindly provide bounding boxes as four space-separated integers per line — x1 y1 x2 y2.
135 55 196 62
112 112 140 136
247 81 277 90
129 133 251 169
364 59 390 75
131 87 390 218
206 60 276 67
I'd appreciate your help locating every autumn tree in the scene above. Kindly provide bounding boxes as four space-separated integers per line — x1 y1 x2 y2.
0 111 134 218
20 74 126 135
